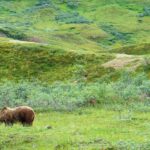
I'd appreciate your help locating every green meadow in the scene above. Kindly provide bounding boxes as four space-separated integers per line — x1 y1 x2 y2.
0 0 150 149
2 107 150 150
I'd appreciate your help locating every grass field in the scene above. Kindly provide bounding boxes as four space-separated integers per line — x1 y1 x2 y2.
1 107 150 150
0 0 150 149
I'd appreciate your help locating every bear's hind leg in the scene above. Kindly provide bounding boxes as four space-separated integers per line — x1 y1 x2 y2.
22 122 32 127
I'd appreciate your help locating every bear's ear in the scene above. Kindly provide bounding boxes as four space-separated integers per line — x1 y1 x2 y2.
1 107 7 111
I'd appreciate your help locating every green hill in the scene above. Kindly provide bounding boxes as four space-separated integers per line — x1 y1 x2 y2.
0 0 150 82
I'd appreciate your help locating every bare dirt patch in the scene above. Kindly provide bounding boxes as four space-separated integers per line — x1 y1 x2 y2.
102 54 143 70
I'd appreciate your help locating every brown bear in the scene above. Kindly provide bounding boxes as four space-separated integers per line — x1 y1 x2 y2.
0 106 35 126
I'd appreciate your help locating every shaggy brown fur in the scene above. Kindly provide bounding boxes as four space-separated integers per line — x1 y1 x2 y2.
0 106 35 126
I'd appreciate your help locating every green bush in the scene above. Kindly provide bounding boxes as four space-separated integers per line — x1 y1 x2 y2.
100 24 132 45
55 12 92 24
25 0 56 13
36 0 51 6
66 0 79 9
59 0 79 9
138 7 150 17
0 81 114 111
0 27 27 40
143 57 150 72
113 72 150 101
0 73 149 111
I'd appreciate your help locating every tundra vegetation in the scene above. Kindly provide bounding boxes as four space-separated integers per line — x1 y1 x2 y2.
0 0 150 149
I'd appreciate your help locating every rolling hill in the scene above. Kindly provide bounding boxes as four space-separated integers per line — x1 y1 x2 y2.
0 0 150 82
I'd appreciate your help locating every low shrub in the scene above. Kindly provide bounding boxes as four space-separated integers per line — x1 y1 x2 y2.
55 12 92 24
59 0 79 9
66 0 79 9
138 7 150 17
0 27 27 40
0 72 149 111
100 24 132 45
143 56 150 72
25 0 56 13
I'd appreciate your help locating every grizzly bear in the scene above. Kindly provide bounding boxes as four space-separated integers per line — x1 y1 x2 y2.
0 106 35 126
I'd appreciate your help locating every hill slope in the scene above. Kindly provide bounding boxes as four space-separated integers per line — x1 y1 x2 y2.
0 0 150 82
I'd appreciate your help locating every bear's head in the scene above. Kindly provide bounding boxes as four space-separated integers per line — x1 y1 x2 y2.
0 107 8 122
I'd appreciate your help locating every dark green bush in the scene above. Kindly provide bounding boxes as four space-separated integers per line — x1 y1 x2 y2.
55 12 92 24
58 0 79 9
143 57 150 72
36 0 51 6
0 27 27 40
25 0 56 13
100 24 132 45
138 7 150 17
66 0 79 9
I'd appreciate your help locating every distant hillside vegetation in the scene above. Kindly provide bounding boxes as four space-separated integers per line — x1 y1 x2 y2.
0 0 149 82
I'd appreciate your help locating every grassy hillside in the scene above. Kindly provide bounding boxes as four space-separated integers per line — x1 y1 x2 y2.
0 0 150 82
0 39 115 82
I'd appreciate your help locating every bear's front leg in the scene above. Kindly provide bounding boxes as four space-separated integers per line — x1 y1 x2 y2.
5 121 13 127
